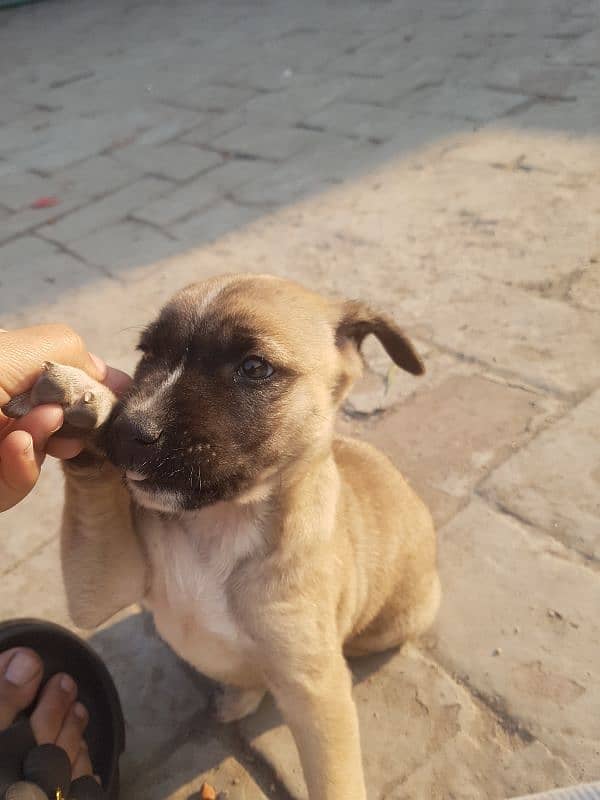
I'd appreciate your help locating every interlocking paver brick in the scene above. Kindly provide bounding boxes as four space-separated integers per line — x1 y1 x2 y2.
434 499 600 780
212 123 326 161
232 136 377 206
0 459 64 576
0 234 59 265
171 200 263 245
112 142 221 181
343 58 447 106
481 390 600 561
165 84 256 113
238 76 351 126
177 111 245 146
66 220 181 278
305 101 442 140
0 250 102 317
485 59 591 99
134 176 223 227
38 176 173 243
416 85 528 122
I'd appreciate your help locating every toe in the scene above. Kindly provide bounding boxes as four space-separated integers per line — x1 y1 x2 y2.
30 673 77 744
0 648 43 730
55 701 89 766
71 740 94 781
55 701 89 767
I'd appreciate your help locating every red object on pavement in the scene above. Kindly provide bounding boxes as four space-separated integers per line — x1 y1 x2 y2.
31 196 60 209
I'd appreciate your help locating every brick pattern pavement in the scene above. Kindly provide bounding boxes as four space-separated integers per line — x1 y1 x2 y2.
1 0 599 798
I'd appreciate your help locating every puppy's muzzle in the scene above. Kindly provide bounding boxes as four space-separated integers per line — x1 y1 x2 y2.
107 410 164 465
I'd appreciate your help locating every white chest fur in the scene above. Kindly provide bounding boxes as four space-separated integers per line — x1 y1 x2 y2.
138 502 262 684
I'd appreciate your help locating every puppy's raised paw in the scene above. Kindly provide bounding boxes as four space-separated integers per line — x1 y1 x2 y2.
210 684 265 724
2 361 117 433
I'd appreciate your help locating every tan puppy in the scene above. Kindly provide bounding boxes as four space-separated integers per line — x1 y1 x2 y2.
5 275 440 799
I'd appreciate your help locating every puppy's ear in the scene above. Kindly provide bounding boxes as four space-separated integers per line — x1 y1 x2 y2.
335 300 425 376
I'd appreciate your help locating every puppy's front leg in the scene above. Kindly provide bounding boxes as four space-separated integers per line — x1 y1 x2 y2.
4 362 148 628
266 652 366 800
61 457 147 629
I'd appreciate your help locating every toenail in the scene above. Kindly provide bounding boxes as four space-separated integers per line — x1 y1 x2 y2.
74 703 87 721
4 651 41 686
60 674 76 694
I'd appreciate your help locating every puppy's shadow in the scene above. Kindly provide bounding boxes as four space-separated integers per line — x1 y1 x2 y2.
88 612 395 799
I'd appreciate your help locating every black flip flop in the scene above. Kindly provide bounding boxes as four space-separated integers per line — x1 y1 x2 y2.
0 619 124 799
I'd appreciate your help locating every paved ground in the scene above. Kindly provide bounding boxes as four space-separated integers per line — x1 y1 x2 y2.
1 0 599 798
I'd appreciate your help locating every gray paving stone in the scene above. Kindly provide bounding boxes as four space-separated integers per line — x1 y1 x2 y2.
485 60 591 99
134 175 224 227
481 390 600 561
177 111 246 146
232 136 377 206
416 85 528 122
0 250 102 317
67 220 182 279
212 123 326 161
171 199 264 245
433 499 600 781
38 176 173 243
190 157 276 193
238 76 352 126
0 172 60 212
0 234 60 266
305 102 442 141
0 458 64 577
343 58 447 106
8 115 145 172
166 84 256 113
510 97 600 134
0 156 144 242
112 142 221 181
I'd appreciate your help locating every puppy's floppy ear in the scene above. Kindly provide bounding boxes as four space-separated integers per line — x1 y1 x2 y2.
335 300 425 376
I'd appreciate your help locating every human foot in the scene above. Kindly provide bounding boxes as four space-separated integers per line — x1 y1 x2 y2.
0 647 94 780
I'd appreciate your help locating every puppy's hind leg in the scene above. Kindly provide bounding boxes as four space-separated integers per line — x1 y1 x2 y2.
345 571 441 657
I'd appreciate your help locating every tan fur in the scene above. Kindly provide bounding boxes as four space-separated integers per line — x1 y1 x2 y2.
9 275 439 799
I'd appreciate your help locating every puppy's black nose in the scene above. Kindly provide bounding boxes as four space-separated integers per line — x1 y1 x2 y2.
113 412 163 446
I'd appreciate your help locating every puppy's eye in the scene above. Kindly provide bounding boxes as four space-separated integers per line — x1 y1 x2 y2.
238 357 274 381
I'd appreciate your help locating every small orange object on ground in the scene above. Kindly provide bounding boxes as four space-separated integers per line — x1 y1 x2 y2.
200 782 217 800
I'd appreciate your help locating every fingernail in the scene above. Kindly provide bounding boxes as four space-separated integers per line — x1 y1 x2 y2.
60 674 76 693
74 702 88 721
22 435 34 457
5 650 41 686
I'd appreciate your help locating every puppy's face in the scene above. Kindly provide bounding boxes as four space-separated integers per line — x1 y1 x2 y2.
104 275 423 513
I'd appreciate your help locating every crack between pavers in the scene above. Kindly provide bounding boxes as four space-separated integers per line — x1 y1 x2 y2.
477 491 600 574
36 233 124 283
409 334 584 402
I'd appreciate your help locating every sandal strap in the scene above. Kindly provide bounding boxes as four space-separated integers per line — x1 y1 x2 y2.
0 717 36 770
70 775 109 799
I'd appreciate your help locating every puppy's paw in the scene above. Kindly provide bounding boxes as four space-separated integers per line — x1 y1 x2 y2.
210 685 265 723
2 361 117 433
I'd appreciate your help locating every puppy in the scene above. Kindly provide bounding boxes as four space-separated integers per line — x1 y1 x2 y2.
5 274 440 799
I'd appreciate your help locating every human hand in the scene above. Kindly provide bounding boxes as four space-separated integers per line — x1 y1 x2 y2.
0 325 130 512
